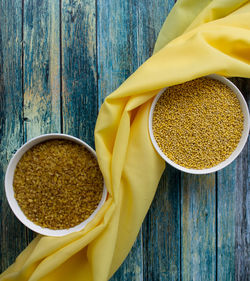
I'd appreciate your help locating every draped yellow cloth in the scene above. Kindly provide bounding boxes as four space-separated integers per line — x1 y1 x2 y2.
1 0 250 280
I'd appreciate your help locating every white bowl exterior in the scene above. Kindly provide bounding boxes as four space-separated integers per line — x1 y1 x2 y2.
149 74 250 174
5 133 107 236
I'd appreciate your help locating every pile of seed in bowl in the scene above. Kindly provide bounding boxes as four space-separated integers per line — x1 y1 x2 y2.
152 77 244 169
13 140 104 229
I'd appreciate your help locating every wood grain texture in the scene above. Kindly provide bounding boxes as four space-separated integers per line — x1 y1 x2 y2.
218 144 249 281
23 0 61 243
235 142 250 281
97 0 175 103
0 0 249 279
217 163 236 280
217 78 250 281
0 0 25 271
97 0 176 280
23 0 61 139
181 174 216 281
61 0 97 146
143 165 180 281
231 78 250 281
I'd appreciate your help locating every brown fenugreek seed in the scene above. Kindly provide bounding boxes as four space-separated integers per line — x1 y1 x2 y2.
152 77 244 169
13 140 104 230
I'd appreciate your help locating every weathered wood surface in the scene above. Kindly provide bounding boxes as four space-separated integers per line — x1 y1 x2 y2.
143 165 180 281
217 78 250 281
62 0 98 146
0 1 249 281
0 0 24 271
181 174 216 281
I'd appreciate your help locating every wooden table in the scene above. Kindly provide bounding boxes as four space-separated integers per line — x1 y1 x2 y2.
0 1 249 280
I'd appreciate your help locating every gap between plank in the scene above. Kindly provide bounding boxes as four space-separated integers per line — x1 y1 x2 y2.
22 0 30 244
95 0 101 112
59 0 63 133
215 172 218 281
179 172 182 281
21 0 25 142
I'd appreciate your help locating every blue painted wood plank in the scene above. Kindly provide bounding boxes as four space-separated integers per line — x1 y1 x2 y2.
143 165 180 281
61 0 97 147
234 141 249 281
217 163 236 281
0 0 25 272
181 174 216 281
23 0 61 138
0 1 248 280
23 0 61 244
217 78 250 281
231 78 249 281
97 0 176 280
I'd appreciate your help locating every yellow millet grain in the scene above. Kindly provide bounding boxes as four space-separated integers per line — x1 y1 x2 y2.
13 140 104 229
152 77 244 169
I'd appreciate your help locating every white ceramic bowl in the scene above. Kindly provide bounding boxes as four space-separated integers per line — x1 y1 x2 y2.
5 133 107 236
149 74 250 174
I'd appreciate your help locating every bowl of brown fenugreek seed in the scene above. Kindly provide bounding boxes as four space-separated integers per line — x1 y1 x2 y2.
149 74 250 174
5 134 107 236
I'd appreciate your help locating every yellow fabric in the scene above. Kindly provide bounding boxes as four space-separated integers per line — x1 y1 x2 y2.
1 0 250 280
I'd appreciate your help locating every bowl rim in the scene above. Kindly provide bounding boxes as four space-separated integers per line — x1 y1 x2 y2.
5 133 107 236
149 74 250 174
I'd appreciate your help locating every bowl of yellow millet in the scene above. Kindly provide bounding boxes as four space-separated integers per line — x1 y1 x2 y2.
149 74 250 174
5 133 107 236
